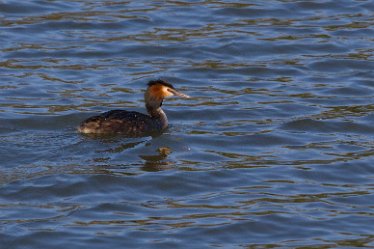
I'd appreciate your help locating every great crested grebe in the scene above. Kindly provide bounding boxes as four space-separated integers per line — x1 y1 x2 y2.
78 79 190 136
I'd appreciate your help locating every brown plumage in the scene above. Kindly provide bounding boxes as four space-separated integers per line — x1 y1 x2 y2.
78 79 190 136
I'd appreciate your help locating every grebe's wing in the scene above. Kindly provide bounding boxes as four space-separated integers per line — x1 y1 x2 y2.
99 110 150 120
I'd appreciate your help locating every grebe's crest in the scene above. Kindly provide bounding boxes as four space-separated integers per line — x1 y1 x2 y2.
148 79 175 89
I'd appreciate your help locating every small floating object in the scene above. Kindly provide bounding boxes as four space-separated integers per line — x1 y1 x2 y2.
158 146 171 156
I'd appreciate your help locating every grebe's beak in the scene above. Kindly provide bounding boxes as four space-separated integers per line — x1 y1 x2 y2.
168 88 190 98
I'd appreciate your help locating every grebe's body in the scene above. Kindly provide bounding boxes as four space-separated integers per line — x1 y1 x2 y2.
78 80 189 136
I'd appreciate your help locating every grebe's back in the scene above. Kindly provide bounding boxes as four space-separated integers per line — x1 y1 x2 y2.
78 110 163 135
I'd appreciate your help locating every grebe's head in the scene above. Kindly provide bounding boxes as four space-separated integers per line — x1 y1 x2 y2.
145 80 190 105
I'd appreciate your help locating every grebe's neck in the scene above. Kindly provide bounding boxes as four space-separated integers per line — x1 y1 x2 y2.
146 104 168 130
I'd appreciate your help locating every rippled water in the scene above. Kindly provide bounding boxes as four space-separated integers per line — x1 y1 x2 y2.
1 0 374 248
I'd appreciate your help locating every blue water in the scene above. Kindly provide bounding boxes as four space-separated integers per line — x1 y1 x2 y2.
1 1 374 248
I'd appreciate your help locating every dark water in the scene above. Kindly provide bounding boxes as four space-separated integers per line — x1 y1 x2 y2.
1 0 374 248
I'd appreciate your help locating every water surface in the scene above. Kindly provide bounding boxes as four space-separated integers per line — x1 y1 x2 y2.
1 0 374 248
